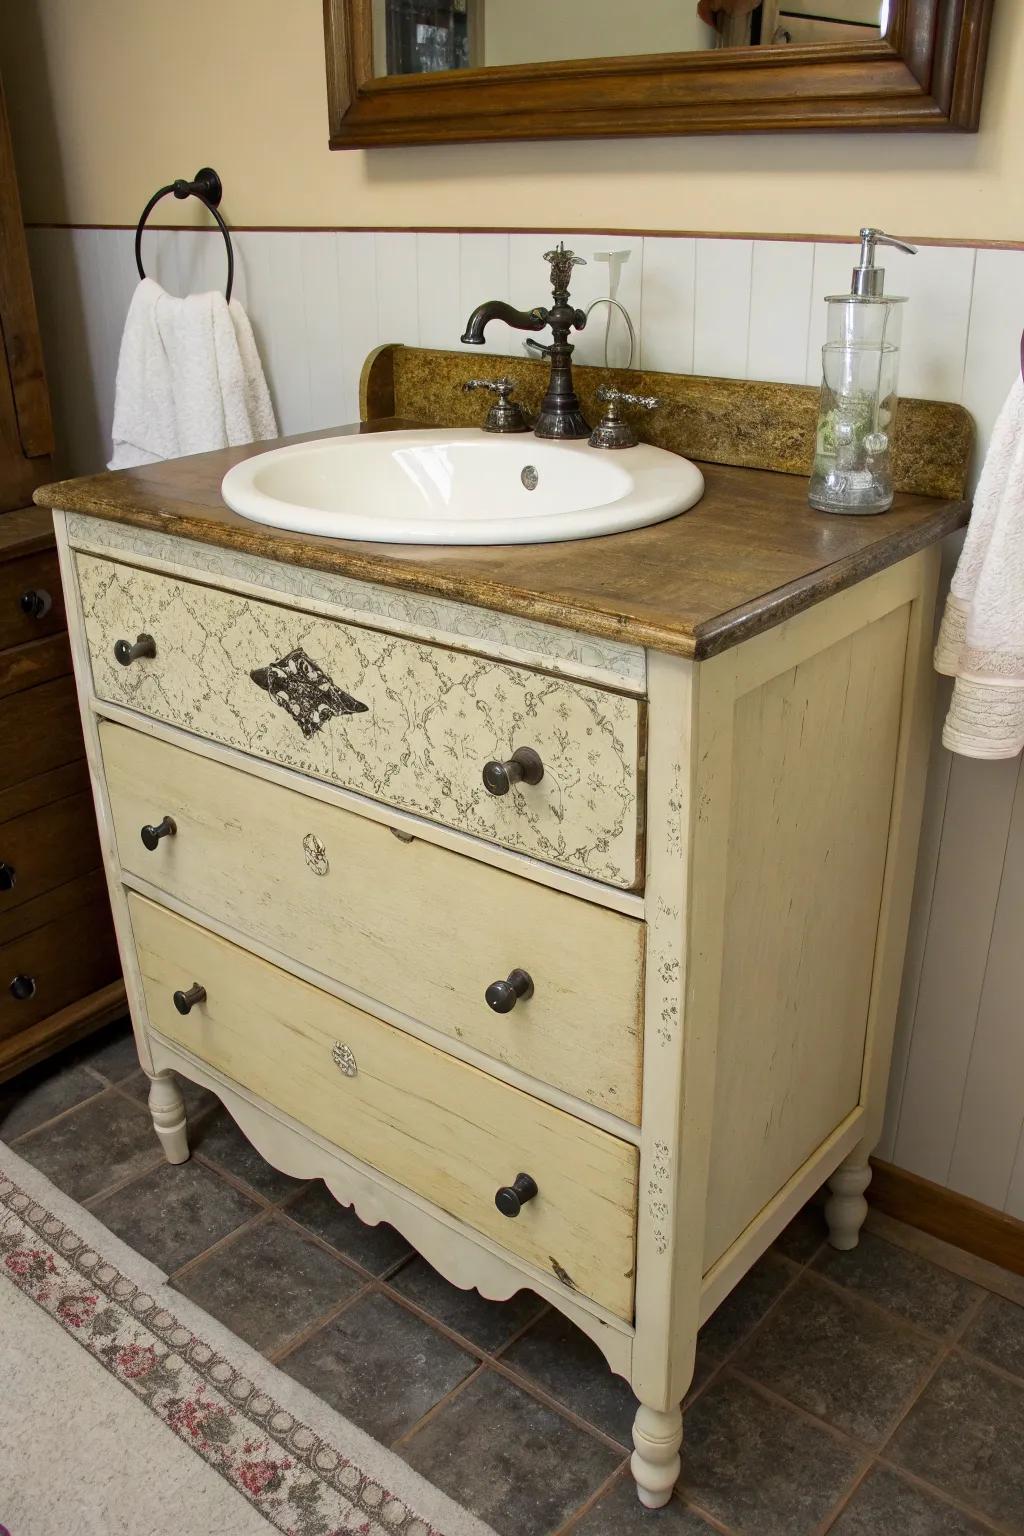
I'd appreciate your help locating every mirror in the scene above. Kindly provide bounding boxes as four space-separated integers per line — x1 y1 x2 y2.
325 0 992 148
372 1 888 78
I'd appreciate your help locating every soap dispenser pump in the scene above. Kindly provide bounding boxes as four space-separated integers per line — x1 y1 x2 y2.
808 227 917 515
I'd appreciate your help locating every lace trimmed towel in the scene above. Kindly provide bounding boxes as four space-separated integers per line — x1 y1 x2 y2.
934 373 1024 758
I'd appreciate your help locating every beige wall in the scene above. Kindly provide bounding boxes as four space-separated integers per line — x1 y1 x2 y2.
0 0 1021 240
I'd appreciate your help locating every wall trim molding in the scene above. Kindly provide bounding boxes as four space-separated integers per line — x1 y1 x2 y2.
21 222 1024 253
870 1158 1024 1278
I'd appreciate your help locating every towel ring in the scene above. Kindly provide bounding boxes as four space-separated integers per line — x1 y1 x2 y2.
134 166 234 303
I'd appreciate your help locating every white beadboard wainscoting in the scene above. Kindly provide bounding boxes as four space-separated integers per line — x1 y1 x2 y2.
25 224 1024 1219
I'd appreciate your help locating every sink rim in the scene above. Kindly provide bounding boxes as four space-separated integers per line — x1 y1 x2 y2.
221 427 705 547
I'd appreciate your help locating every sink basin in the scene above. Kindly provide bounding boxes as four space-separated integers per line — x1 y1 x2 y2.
221 428 704 545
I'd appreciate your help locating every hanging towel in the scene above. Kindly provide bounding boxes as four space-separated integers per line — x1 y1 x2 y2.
934 373 1024 758
108 277 277 470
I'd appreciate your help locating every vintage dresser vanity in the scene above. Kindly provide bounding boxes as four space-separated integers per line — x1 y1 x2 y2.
37 348 971 1507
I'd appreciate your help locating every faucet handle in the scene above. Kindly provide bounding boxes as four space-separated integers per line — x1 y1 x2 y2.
463 377 531 434
590 386 664 449
543 242 586 301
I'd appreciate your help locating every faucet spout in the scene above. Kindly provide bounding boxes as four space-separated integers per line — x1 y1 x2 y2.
460 301 549 346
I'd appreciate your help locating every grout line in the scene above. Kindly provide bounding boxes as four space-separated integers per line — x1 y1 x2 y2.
389 1361 488 1449
871 1456 1013 1535
78 1149 166 1210
272 1201 414 1285
813 1459 876 1536
266 1282 374 1366
552 1459 632 1536
167 1207 276 1285
724 1368 879 1459
797 1261 974 1349
188 1150 290 1212
7 1081 121 1147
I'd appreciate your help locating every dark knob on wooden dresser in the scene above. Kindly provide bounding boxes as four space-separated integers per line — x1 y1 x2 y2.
9 973 36 1001
114 633 157 667
495 1172 538 1218
482 746 544 797
485 968 534 1014
141 816 177 851
172 982 207 1015
19 588 52 619
0 862 15 892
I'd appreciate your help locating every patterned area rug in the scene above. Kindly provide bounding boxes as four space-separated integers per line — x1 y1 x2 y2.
0 1140 495 1536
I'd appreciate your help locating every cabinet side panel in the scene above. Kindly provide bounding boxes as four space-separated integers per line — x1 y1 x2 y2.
704 601 911 1267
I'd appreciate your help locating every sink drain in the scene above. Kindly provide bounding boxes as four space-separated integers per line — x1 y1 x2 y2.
521 465 539 491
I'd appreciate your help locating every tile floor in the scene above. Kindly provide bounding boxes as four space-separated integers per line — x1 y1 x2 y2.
4 1020 1024 1536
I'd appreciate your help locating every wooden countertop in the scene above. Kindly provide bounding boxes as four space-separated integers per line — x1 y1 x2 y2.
34 419 968 661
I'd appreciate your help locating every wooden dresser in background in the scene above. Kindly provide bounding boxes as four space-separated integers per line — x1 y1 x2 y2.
0 73 123 1081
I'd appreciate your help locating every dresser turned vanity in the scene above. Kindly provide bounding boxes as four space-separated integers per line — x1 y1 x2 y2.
36 373 970 1507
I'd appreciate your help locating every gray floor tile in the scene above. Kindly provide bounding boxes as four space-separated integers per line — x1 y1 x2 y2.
90 1157 260 1272
830 1465 996 1534
963 1293 1024 1380
698 1251 795 1361
13 1089 160 1202
390 1254 544 1353
888 1352 1024 1533
401 1368 623 1536
772 1203 827 1264
736 1274 940 1444
191 1106 304 1201
281 1291 475 1442
503 1308 637 1445
175 1214 364 1355
73 1019 139 1082
573 1474 720 1534
285 1181 412 1275
122 1068 221 1123
815 1231 982 1338
681 1373 864 1536
0 1060 104 1141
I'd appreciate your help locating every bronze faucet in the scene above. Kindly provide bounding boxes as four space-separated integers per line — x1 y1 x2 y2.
460 244 590 439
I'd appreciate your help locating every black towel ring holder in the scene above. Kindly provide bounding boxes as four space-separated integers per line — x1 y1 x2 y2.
134 166 234 303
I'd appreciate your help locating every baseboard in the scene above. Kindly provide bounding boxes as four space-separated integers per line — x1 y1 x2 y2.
870 1158 1024 1279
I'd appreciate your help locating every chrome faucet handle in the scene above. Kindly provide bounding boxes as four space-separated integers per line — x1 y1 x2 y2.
590 386 664 449
462 376 531 434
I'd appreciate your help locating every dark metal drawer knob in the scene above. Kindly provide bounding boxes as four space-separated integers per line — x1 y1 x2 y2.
482 747 544 797
485 968 534 1014
114 633 157 667
0 861 15 892
19 588 52 619
141 816 177 851
173 982 207 1015
9 973 36 1001
495 1172 538 1218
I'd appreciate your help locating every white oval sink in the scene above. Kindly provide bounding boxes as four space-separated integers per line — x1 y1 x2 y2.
221 428 704 545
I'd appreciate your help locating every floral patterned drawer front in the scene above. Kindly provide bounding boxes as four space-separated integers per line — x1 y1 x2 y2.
76 555 643 888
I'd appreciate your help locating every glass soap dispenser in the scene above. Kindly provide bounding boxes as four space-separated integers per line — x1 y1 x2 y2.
808 227 917 515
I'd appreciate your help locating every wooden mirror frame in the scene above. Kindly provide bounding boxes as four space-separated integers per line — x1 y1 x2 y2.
324 0 993 149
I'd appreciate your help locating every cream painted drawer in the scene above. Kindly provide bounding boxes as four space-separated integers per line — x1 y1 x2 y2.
102 722 644 1121
130 893 638 1318
76 555 643 888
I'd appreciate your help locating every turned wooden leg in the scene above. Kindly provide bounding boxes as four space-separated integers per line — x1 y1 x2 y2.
631 1402 682 1509
825 1153 872 1251
147 1072 189 1165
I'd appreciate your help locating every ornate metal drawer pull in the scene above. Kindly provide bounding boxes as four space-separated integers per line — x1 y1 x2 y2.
141 815 176 851
114 633 157 667
495 1172 538 1218
485 969 534 1014
331 1041 358 1077
173 982 206 1015
482 746 544 797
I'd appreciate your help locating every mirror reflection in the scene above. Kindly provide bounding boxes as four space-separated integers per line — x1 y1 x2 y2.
373 1 888 77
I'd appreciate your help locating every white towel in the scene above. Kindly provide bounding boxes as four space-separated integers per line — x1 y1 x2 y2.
934 374 1024 758
108 277 278 470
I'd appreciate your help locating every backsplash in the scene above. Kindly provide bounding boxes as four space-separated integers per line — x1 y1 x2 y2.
26 226 1024 486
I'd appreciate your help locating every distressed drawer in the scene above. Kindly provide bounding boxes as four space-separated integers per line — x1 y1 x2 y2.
76 554 643 888
102 722 644 1122
0 549 66 652
130 893 638 1318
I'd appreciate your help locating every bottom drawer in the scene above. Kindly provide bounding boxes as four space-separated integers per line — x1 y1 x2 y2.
130 893 638 1320
1 871 121 1039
